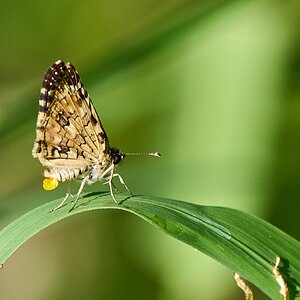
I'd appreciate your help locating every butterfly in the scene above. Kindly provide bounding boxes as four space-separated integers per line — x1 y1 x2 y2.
32 60 160 212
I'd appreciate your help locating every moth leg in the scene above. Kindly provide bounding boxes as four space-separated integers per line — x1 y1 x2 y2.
112 173 133 196
102 164 119 204
103 174 119 191
69 176 89 212
51 181 73 212
107 171 118 204
104 164 133 203
111 181 119 192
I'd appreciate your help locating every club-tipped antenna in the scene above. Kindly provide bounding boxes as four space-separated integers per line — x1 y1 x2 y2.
124 151 161 158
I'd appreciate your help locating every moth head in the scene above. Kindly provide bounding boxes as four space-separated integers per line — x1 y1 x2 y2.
109 148 125 165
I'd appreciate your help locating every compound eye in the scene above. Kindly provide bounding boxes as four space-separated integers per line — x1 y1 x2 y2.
113 153 122 165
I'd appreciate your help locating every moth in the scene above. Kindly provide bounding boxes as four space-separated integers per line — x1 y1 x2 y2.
32 60 160 211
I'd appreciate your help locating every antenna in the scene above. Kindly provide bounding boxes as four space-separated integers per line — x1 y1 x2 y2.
124 151 161 158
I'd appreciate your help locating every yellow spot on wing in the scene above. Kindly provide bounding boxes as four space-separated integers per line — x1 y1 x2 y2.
43 178 59 191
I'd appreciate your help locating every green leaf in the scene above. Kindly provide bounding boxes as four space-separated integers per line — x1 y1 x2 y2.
0 193 299 299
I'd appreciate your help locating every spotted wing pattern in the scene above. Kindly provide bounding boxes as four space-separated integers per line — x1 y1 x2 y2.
32 60 112 182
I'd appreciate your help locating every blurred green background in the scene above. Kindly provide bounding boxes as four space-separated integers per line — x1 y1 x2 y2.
0 0 299 299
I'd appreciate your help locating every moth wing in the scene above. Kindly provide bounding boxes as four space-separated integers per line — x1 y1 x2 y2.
32 60 111 173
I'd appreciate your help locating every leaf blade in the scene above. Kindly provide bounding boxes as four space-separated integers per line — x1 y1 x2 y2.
0 193 299 299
